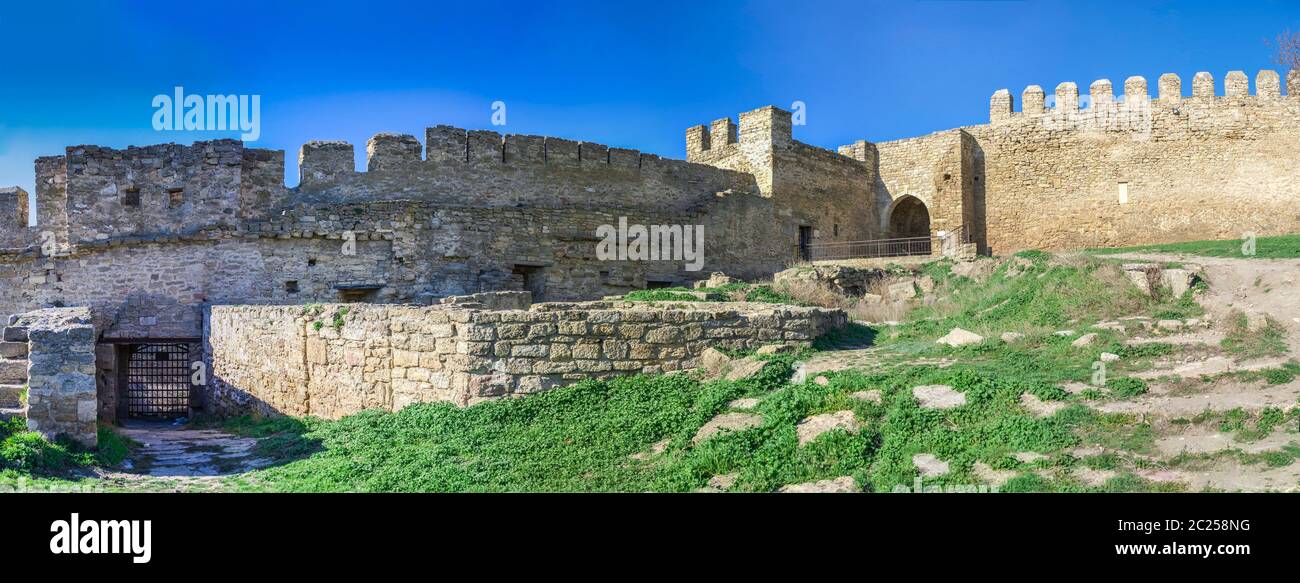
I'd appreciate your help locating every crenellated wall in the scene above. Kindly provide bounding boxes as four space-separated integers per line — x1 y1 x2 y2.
969 69 1300 252
688 106 880 248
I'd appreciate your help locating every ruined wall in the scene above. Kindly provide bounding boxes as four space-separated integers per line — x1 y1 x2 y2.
14 307 97 447
968 70 1300 253
205 301 846 418
0 187 29 248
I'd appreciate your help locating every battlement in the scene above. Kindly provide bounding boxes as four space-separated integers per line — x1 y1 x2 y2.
685 106 793 160
989 69 1296 124
297 126 679 189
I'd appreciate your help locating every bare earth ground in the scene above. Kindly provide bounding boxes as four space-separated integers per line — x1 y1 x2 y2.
804 252 1300 492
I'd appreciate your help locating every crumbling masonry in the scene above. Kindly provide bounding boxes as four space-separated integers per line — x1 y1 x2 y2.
1 69 1298 445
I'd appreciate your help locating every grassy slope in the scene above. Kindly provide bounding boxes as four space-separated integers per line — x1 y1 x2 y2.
224 253 1213 493
229 356 1169 493
1090 233 1300 259
4 250 1275 493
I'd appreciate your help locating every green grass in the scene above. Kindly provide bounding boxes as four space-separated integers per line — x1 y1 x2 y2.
0 418 134 476
1220 311 1288 359
214 357 1178 493
1091 233 1300 259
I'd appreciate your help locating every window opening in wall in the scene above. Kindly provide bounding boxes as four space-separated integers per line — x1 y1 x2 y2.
123 188 141 208
167 187 183 208
833 224 839 237
512 264 546 302
285 281 300 294
1118 182 1130 204
646 280 674 289
308 258 318 267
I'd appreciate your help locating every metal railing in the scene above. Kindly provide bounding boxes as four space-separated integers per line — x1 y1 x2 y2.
795 225 970 262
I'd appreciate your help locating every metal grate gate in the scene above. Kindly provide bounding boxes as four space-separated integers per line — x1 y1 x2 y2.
126 343 191 418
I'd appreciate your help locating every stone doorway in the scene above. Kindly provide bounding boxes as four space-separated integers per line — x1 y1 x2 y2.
121 343 194 419
887 195 931 240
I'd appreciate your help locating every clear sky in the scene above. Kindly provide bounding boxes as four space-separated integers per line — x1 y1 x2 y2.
2 0 1297 225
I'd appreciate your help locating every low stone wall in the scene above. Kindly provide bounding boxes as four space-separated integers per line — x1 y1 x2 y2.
205 301 846 418
14 308 97 446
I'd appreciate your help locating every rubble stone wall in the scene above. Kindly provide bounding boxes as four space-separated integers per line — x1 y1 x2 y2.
205 301 846 418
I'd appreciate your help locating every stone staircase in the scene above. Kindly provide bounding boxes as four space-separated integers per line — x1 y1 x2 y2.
0 321 29 422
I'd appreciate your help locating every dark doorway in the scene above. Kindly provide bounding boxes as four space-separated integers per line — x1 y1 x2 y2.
125 343 191 418
797 225 813 261
512 264 546 302
888 196 931 239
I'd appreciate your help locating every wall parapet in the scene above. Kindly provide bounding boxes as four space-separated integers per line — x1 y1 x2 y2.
988 69 1295 125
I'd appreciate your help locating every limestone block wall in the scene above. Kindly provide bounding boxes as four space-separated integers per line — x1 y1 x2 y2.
969 70 1300 253
0 187 29 248
58 141 287 246
205 301 846 418
866 130 978 239
14 307 97 447
688 106 881 247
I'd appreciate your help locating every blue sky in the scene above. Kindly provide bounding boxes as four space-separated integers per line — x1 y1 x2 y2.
2 0 1296 225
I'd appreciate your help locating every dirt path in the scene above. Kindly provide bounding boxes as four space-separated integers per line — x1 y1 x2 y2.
96 420 272 491
1107 252 1300 352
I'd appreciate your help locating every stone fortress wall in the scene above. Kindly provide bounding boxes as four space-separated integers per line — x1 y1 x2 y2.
1 68 1299 437
854 69 1300 254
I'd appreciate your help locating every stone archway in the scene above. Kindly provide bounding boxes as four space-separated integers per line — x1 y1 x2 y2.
887 196 931 239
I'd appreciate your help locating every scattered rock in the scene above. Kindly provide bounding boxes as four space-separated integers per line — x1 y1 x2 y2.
888 281 918 299
813 375 830 386
699 348 733 378
772 264 885 297
1161 268 1197 297
778 476 858 493
1000 332 1023 343
912 384 967 409
705 272 735 288
725 358 768 381
850 390 882 404
755 344 795 356
1020 392 1066 417
796 410 860 445
1156 319 1183 331
629 438 672 461
912 454 950 477
727 397 761 410
1093 320 1125 332
692 412 763 444
707 473 737 490
698 347 769 381
1013 451 1048 464
1100 352 1120 362
950 260 995 283
936 327 983 347
1053 330 1075 337
1070 333 1098 347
